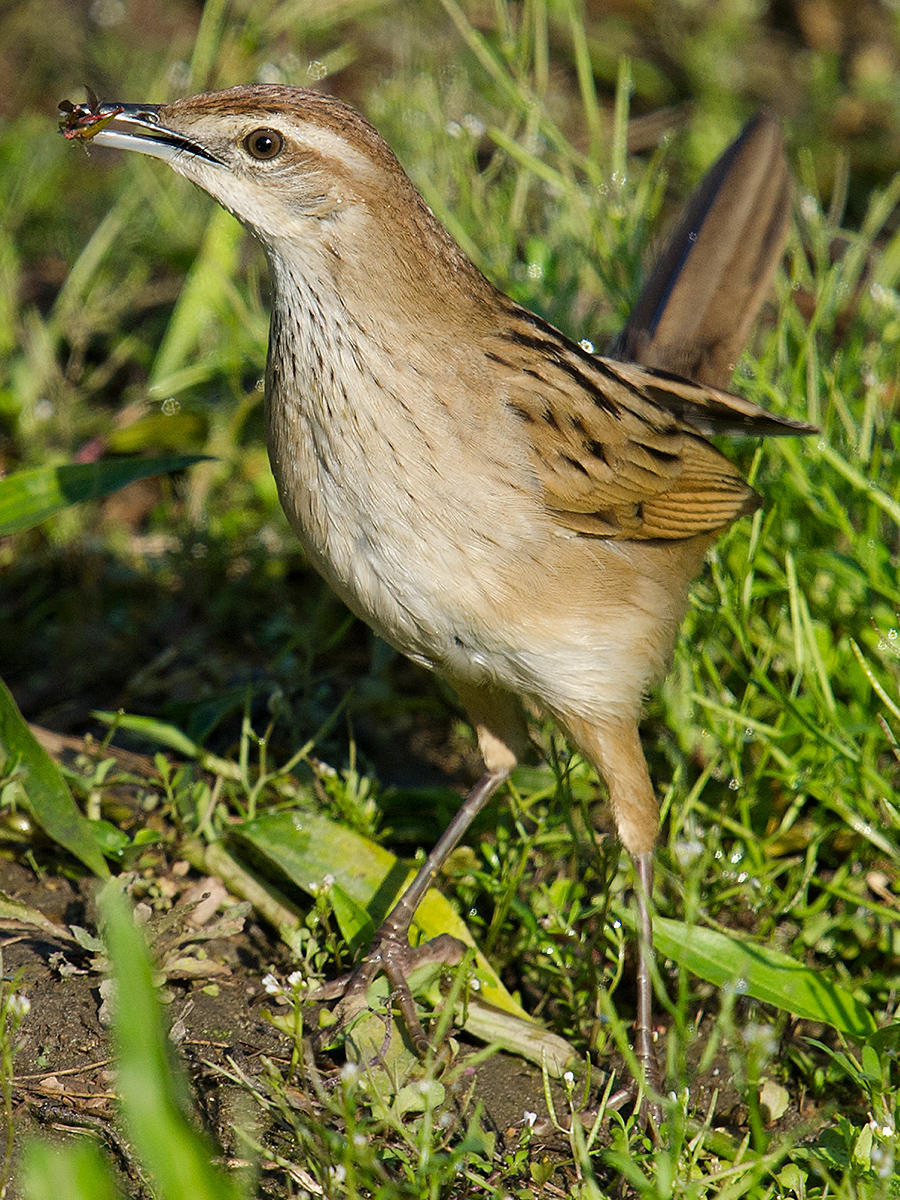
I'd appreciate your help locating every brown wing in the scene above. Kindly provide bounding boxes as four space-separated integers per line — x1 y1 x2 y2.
490 308 814 541
484 112 816 542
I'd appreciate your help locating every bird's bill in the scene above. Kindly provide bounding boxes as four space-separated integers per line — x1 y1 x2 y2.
58 98 221 165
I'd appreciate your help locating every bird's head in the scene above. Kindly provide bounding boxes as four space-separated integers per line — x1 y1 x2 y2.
64 84 476 298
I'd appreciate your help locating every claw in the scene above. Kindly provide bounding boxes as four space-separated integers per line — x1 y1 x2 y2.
308 930 467 1059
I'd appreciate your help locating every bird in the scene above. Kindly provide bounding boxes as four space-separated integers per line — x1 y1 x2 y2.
60 86 815 1089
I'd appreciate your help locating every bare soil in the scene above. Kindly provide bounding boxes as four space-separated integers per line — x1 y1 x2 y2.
4 833 815 1200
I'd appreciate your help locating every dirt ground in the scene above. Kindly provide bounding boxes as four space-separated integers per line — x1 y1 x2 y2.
4 830 806 1200
4 849 573 1190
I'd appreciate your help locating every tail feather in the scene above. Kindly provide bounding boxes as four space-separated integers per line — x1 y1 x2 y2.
611 112 793 392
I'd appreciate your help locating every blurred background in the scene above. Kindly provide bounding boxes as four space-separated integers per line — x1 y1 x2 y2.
6 0 900 190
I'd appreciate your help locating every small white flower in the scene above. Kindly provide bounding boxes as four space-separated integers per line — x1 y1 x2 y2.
869 1114 895 1138
523 1110 537 1127
869 282 900 311
261 973 281 995
800 193 818 220
8 993 30 1018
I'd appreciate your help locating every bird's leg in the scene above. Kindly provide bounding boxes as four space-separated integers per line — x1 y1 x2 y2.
634 850 659 1092
555 713 662 1105
311 765 511 1054
602 850 661 1126
312 684 529 1056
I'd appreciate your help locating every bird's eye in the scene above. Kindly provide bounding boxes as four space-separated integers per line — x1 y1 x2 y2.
243 128 284 160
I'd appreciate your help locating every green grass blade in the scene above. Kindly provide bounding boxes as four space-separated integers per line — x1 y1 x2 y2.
850 638 900 723
91 711 242 780
817 441 900 529
655 917 876 1037
91 711 204 759
51 193 139 325
22 1136 124 1200
0 456 211 536
188 0 230 90
0 679 109 878
564 0 604 159
149 207 244 389
99 882 244 1200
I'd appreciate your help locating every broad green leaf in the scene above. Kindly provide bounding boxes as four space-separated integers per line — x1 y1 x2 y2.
106 411 210 454
655 916 876 1037
869 1022 900 1060
0 679 109 878
99 882 242 1200
328 880 376 950
0 455 211 536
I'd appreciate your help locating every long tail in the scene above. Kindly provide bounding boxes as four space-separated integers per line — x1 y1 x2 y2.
611 112 792 391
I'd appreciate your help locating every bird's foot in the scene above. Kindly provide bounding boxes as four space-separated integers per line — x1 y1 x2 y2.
308 928 467 1061
602 1048 663 1138
636 1055 664 1139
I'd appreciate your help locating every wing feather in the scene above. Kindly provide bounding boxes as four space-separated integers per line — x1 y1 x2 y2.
490 308 813 540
